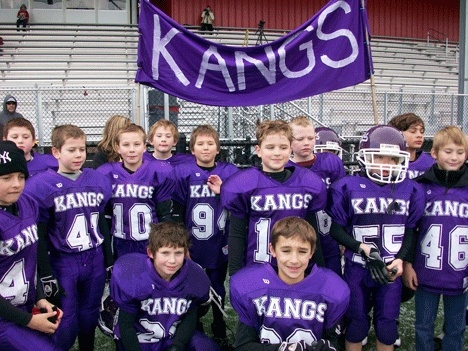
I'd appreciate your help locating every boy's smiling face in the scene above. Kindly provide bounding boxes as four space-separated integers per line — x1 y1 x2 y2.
431 142 467 171
270 234 313 285
256 133 292 173
147 245 185 281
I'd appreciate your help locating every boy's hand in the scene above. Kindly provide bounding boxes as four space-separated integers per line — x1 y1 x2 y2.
362 247 390 284
386 258 403 281
402 262 418 290
29 300 62 334
207 175 222 194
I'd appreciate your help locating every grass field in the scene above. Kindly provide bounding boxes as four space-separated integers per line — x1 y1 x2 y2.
72 286 468 351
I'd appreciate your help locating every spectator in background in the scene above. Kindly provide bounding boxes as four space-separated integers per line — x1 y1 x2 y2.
91 114 131 169
0 95 24 137
200 5 214 31
16 4 29 31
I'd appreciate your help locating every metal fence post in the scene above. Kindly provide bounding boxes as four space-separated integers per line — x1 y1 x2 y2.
36 87 44 150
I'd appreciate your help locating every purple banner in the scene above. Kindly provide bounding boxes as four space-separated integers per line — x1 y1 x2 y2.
135 0 372 107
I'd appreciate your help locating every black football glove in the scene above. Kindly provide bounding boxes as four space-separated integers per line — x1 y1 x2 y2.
309 339 337 351
40 275 66 307
362 247 390 285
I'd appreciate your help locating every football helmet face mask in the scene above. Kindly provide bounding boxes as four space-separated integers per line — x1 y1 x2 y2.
357 125 409 184
314 127 343 159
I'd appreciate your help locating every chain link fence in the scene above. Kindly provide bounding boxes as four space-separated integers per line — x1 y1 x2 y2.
2 86 467 166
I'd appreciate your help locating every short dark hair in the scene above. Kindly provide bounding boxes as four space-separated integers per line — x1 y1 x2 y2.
270 216 316 252
148 222 190 255
388 113 425 132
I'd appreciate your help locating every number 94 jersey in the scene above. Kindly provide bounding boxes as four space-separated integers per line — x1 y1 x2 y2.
172 161 239 269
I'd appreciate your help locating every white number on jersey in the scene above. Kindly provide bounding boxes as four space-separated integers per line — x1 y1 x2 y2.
353 224 404 263
113 203 152 241
138 320 165 343
190 203 227 241
66 212 100 250
254 218 272 263
421 224 468 271
260 325 317 346
0 259 29 306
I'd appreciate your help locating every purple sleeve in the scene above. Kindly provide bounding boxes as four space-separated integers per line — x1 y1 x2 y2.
326 178 350 227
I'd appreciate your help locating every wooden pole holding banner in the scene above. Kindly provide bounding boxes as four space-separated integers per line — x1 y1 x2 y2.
361 0 379 125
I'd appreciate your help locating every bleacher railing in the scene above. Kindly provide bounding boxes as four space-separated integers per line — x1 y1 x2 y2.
2 85 468 165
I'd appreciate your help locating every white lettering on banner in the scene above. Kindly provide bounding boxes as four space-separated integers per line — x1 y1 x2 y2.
151 0 358 91
152 15 189 85
317 1 358 68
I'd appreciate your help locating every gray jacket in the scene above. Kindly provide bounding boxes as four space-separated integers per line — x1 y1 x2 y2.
0 95 24 135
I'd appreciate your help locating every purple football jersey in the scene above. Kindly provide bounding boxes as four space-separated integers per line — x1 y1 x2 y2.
27 152 58 177
110 253 211 349
327 174 425 265
221 166 327 267
143 151 195 167
230 264 350 345
407 152 435 179
413 181 468 295
0 193 39 313
97 160 175 243
290 153 346 264
173 161 239 269
24 168 112 254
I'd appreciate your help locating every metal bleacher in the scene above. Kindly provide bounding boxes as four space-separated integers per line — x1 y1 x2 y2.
0 24 460 91
0 24 139 86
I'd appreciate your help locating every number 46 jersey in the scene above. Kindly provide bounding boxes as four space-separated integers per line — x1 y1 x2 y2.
413 180 468 295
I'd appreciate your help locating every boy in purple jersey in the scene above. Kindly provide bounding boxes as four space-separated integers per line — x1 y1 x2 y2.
3 117 58 176
97 123 175 258
388 113 435 179
222 120 327 276
110 221 221 351
24 125 113 351
289 117 345 275
173 125 239 342
0 141 62 351
144 119 195 166
328 125 425 351
402 126 468 351
230 216 349 351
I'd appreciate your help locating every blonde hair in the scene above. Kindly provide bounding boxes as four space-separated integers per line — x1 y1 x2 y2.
256 120 292 146
148 120 179 144
432 126 468 155
97 115 131 162
289 116 315 129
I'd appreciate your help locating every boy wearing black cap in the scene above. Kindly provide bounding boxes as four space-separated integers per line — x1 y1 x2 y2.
0 140 62 351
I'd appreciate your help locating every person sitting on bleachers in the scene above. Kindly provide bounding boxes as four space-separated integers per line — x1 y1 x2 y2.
16 4 29 31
